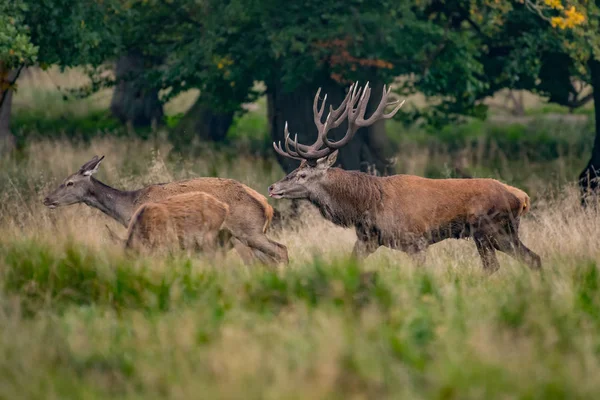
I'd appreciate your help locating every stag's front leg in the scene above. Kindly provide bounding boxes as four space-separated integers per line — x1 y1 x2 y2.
351 239 379 260
474 234 500 273
352 226 380 260
408 250 427 267
406 238 428 267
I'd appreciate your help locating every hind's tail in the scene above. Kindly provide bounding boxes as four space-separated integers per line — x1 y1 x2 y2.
241 186 274 233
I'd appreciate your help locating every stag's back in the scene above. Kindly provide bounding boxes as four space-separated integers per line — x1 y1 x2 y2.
378 175 525 232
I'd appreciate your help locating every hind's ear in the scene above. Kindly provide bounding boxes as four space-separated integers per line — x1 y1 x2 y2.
79 155 104 176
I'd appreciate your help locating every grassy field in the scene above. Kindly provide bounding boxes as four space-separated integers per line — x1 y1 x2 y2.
1 137 600 399
1 67 600 398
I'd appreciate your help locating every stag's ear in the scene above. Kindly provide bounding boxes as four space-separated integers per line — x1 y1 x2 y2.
79 155 105 176
316 151 338 169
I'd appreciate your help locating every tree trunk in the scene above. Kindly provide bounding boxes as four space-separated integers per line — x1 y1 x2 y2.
0 66 18 155
579 58 600 205
0 88 14 154
267 77 395 174
171 97 234 149
110 51 163 128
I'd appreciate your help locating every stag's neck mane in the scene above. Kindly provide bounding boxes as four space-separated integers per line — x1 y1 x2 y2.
84 177 140 226
309 168 382 227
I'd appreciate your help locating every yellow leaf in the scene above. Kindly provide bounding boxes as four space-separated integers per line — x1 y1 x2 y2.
544 0 563 10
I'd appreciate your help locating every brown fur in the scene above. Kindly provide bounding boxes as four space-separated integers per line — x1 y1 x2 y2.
241 185 274 233
316 171 525 237
270 161 541 271
268 81 539 271
500 183 530 215
125 192 229 255
133 178 287 264
43 156 288 265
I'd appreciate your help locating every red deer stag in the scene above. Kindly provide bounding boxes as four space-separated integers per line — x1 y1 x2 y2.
125 192 229 256
43 156 288 265
268 82 541 271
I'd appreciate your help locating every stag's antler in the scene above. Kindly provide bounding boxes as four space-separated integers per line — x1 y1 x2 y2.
273 82 405 161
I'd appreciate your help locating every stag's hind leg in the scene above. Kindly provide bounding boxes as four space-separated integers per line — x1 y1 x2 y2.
474 234 500 273
493 221 542 270
495 238 541 270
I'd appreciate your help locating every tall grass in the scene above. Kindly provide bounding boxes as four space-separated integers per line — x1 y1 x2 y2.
0 137 600 398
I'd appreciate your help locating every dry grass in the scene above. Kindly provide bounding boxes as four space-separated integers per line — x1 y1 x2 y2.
1 138 600 398
0 121 600 399
4 63 600 398
1 136 596 268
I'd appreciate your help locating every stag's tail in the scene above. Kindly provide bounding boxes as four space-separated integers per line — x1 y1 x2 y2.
502 184 530 216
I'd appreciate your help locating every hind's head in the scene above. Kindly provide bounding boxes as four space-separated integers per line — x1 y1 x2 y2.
43 155 104 208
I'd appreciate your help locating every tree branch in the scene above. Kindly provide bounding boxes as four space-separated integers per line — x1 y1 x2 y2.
570 92 594 109
0 65 24 111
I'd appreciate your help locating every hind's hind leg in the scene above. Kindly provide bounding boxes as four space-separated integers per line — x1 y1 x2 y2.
241 234 289 265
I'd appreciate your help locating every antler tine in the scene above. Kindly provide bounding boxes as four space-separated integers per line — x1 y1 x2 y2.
356 84 405 126
322 81 366 149
313 88 327 126
283 122 303 158
273 141 302 160
296 115 335 159
308 87 328 151
326 81 356 129
273 122 303 160
380 84 405 118
274 82 403 161
289 82 358 155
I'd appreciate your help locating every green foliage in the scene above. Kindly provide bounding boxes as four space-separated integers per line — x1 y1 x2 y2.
12 110 123 144
2 238 600 397
0 0 38 69
112 0 511 122
107 0 596 130
24 0 120 67
0 136 598 398
1 0 119 72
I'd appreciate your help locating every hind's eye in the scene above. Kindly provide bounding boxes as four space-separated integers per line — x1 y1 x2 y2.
66 181 74 187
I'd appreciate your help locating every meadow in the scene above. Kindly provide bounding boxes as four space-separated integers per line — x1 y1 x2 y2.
1 68 600 399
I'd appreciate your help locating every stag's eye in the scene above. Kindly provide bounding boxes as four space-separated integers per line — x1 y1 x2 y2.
299 172 307 179
66 181 74 187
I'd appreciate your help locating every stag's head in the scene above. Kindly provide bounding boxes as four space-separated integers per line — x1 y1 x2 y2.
43 155 104 208
268 82 404 200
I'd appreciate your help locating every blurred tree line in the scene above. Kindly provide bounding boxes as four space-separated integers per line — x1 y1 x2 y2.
1 0 599 195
